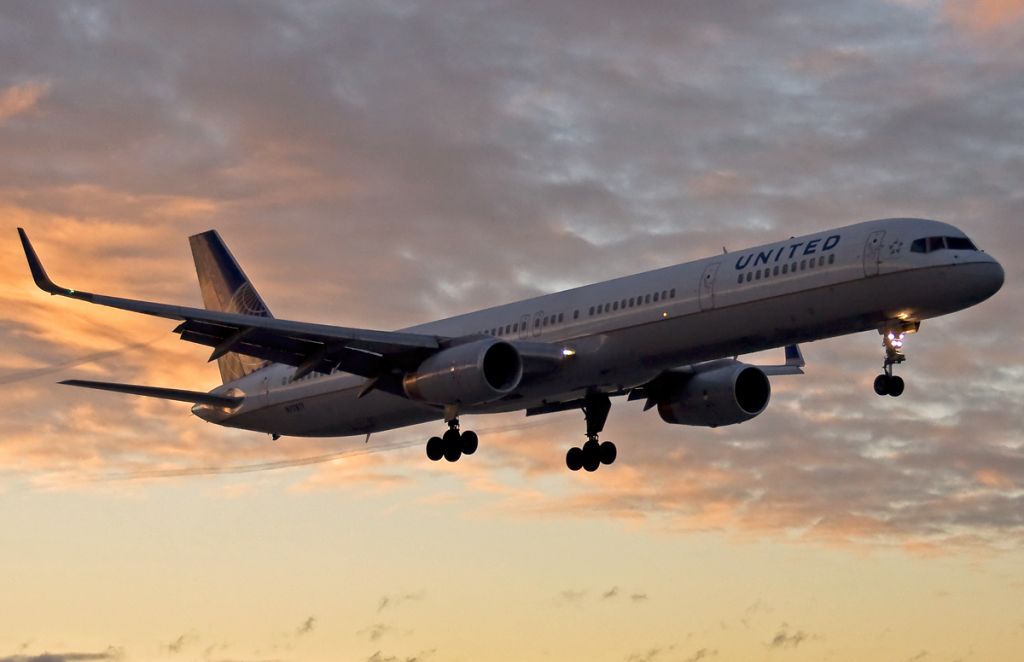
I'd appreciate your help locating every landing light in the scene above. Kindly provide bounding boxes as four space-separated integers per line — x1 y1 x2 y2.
561 348 576 357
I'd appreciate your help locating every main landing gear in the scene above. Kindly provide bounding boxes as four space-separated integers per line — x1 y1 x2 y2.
873 326 914 397
425 418 478 463
566 392 617 472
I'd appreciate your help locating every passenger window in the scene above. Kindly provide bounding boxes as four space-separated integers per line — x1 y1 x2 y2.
513 323 518 332
645 294 651 304
746 272 753 282
620 299 627 308
534 319 540 328
738 274 744 284
782 264 788 274
927 236 945 252
661 290 668 300
669 288 676 298
653 292 659 302
573 310 579 320
755 270 761 280
800 259 806 270
613 301 619 311
773 266 780 276
505 324 511 334
628 297 635 307
589 306 594 316
828 254 835 264
558 313 564 323
818 256 825 266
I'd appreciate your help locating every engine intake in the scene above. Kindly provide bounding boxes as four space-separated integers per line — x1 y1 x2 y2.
656 362 771 428
403 339 523 406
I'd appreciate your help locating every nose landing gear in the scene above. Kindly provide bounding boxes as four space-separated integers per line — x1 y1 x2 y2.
874 325 915 397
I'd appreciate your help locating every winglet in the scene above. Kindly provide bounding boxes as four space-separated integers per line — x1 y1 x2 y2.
17 228 67 295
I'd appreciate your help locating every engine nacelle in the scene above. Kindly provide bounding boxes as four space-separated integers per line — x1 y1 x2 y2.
403 339 523 406
656 362 771 428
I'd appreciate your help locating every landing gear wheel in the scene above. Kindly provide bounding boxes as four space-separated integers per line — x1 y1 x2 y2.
887 375 905 397
581 439 601 472
874 374 890 396
426 436 444 461
442 428 462 462
460 430 478 455
566 446 584 471
599 441 617 465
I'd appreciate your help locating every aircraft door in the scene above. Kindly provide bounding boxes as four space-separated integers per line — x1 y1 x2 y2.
261 375 271 408
519 314 530 340
863 230 886 276
698 262 721 311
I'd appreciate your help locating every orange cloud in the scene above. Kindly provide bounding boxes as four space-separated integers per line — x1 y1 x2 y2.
0 80 50 123
945 0 1024 33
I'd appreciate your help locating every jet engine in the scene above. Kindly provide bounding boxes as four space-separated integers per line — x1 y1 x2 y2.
656 361 771 428
403 338 523 406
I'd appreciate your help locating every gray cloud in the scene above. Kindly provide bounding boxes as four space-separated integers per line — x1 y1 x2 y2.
359 623 393 642
769 625 810 649
296 616 315 635
0 0 1021 551
0 648 123 662
683 649 717 662
365 649 434 662
377 591 425 612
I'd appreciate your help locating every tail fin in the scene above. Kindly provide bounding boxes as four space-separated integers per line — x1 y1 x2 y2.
189 230 273 384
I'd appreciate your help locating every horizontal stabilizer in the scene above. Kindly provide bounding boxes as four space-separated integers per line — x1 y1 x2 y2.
59 380 244 408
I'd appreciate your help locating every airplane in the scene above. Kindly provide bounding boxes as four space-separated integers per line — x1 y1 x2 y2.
17 218 1003 472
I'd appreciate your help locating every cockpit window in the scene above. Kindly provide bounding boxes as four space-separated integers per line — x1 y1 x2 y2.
946 236 977 251
911 236 978 254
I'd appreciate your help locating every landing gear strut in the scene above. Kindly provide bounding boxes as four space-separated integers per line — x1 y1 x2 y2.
874 326 914 397
566 392 617 472
426 418 478 463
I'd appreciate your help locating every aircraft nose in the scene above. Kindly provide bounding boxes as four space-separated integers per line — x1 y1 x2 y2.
975 256 1005 302
987 258 1005 296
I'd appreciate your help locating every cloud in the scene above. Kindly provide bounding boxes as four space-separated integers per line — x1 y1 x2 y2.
0 80 50 124
164 633 194 654
365 650 434 662
0 648 123 662
683 649 717 662
296 616 315 635
377 591 425 612
0 0 1021 556
359 623 394 642
944 0 1024 33
602 586 620 599
625 648 666 662
769 625 810 649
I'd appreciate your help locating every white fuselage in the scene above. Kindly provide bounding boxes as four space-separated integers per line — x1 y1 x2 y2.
196 218 1003 438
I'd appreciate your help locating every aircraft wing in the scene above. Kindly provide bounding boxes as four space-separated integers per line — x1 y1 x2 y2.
18 229 442 379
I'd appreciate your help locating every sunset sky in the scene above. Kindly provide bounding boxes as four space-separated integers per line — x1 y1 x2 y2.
1 1 1023 661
